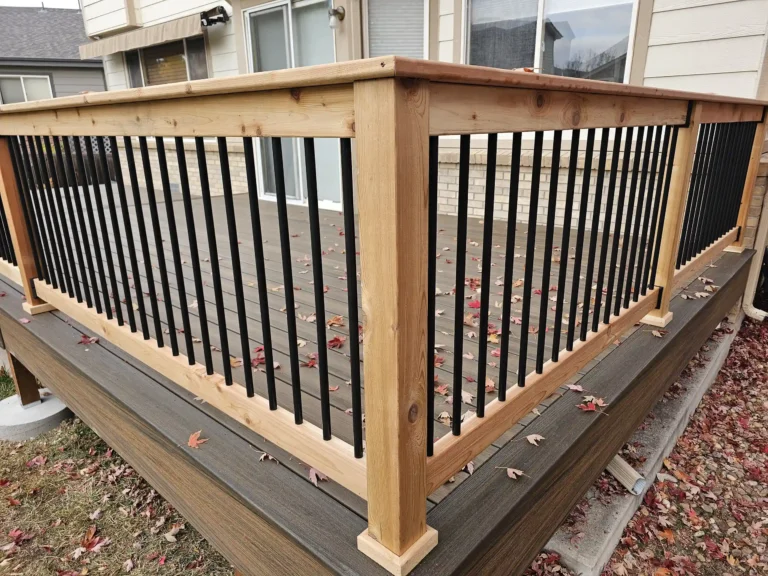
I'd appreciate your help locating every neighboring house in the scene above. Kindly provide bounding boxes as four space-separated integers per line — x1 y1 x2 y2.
0 6 105 104
74 0 768 233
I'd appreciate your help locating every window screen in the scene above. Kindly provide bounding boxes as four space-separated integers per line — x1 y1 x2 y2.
368 0 424 59
125 50 144 88
142 41 188 86
23 77 52 101
185 36 209 81
0 78 25 104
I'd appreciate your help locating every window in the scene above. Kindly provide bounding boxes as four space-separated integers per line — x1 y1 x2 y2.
125 36 209 88
367 0 426 59
0 75 52 104
467 0 634 83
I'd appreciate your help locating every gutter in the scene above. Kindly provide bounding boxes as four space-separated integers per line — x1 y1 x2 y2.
743 157 768 320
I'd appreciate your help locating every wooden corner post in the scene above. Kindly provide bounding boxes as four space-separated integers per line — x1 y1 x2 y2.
0 137 52 314
642 103 702 328
728 111 767 253
353 77 437 575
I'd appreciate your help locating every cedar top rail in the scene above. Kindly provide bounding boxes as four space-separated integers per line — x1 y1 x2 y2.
0 56 765 576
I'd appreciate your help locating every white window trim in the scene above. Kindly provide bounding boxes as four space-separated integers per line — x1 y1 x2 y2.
0 74 53 104
461 0 638 84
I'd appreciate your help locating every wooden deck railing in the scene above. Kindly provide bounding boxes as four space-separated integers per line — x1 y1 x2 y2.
0 56 764 575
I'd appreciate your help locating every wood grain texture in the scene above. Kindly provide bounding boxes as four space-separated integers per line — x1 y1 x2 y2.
0 258 21 286
354 78 431 555
32 279 368 500
0 283 386 576
0 86 355 138
0 138 42 306
646 105 702 322
426 288 659 494
8 352 40 406
673 227 739 290
732 120 767 248
429 83 689 135
413 250 753 576
699 102 765 124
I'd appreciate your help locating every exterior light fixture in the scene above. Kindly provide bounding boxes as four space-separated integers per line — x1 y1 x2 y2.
328 1 345 29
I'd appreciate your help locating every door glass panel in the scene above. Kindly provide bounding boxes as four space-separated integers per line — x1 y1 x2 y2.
294 1 341 203
249 6 298 199
541 0 632 82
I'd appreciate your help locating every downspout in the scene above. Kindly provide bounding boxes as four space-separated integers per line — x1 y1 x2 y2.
743 158 768 320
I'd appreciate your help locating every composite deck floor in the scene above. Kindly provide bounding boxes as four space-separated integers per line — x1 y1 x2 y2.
42 183 665 507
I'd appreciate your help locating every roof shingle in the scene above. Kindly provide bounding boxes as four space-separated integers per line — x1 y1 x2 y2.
0 6 92 62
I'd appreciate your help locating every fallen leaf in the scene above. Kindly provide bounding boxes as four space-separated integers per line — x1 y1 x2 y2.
187 430 208 449
309 468 328 487
526 434 545 446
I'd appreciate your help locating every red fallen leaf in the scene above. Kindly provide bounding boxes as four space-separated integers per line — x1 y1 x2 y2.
187 430 208 449
491 348 501 357
309 468 328 487
78 334 99 345
465 376 476 383
0 479 9 487
8 528 34 545
253 345 264 354
435 384 449 396
468 300 481 309
7 497 20 506
533 289 542 295
0 292 6 297
25 455 46 468
577 402 597 412
329 385 339 392
158 556 166 566
18 318 30 324
327 335 346 349
434 354 445 367
301 352 318 368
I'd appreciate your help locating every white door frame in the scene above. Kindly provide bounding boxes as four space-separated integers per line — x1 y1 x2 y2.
244 0 343 210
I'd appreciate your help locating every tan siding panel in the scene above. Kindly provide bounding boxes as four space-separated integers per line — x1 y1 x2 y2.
653 0 740 12
648 0 768 46
644 71 757 97
645 36 765 78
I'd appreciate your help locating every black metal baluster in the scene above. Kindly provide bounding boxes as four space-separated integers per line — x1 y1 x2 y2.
567 128 595 349
66 138 101 310
243 137 274 401
217 137 252 392
85 138 122 322
615 127 644 314
27 136 64 291
624 126 654 307
43 136 79 301
689 124 716 260
649 126 680 287
634 127 663 298
498 133 522 402
138 137 175 349
96 137 134 329
123 137 162 342
427 135 438 454
592 128 623 331
109 137 146 335
177 138 212 369
604 127 633 323
709 124 733 241
552 130 580 358
158 138 193 358
642 126 672 291
676 124 707 268
518 131 544 387
536 130 561 370
8 138 44 281
17 138 52 285
51 136 85 303
581 129 609 338
271 137 302 423
477 133 498 410
340 138 362 453
452 134 470 434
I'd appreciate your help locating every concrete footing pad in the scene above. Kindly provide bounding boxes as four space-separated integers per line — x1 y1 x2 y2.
546 313 743 576
0 388 72 442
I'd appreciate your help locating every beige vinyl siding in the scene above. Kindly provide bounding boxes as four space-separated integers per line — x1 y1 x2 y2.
643 0 768 98
103 53 128 90
82 0 136 36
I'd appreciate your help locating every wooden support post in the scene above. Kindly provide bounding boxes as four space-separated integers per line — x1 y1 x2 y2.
727 115 767 253
9 352 40 406
642 103 702 328
0 137 52 313
353 77 437 575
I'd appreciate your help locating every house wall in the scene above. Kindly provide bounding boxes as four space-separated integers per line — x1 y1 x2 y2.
0 65 105 98
641 0 768 98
